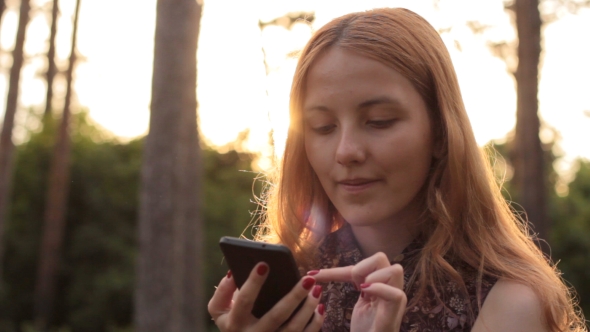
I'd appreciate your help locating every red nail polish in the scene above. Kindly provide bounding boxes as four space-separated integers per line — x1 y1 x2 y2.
318 304 325 315
226 270 232 279
360 283 371 289
302 277 315 290
257 264 268 276
312 285 322 298
361 291 365 299
307 270 320 276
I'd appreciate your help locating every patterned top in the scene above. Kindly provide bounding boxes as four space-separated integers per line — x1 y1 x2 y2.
316 224 497 332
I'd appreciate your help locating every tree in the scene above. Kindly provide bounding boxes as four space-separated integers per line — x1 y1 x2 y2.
0 110 142 331
0 114 259 330
479 0 590 246
511 0 548 244
509 0 590 247
0 0 31 281
135 0 205 331
34 0 81 329
44 0 60 117
0 0 6 45
258 12 314 163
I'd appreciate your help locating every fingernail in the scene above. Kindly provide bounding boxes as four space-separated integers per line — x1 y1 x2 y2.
257 264 268 276
360 283 371 289
302 277 315 290
312 285 322 298
361 291 365 299
307 270 320 276
353 283 359 291
318 303 325 316
226 270 232 279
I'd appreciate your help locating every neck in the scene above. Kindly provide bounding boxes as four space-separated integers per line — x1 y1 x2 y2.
350 222 415 260
345 195 426 260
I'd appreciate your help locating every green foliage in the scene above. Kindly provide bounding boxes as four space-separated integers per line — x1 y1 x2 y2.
1 112 141 331
202 147 263 312
3 109 587 330
0 115 54 331
550 160 590 316
62 128 141 331
0 111 261 331
488 140 590 319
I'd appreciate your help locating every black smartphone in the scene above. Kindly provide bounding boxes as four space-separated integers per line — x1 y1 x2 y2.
219 236 302 318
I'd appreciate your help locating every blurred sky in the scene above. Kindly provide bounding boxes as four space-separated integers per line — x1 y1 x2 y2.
0 0 588 176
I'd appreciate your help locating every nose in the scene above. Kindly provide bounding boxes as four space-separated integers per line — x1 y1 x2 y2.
335 129 366 166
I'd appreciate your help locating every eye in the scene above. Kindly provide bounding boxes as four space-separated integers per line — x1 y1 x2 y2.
312 124 336 134
367 119 396 129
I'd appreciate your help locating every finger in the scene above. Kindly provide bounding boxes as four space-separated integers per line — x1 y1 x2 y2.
363 263 404 289
208 271 237 320
351 252 391 288
281 284 322 331
303 304 326 332
226 262 270 325
360 283 407 331
307 266 354 283
360 282 407 311
257 276 316 331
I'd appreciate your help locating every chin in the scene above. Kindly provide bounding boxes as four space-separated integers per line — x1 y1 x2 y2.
340 213 388 227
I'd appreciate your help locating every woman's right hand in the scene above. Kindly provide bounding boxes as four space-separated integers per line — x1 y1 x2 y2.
208 262 325 332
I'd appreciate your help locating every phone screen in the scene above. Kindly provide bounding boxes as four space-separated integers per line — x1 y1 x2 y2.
219 237 302 318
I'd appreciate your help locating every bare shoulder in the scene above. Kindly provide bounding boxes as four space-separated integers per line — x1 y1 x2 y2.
472 279 549 332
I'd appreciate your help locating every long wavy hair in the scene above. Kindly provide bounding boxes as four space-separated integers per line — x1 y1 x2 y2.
254 7 585 331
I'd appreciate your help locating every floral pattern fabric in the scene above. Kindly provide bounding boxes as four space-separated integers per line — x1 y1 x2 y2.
316 224 497 332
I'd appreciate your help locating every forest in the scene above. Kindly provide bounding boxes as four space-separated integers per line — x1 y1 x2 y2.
0 0 588 331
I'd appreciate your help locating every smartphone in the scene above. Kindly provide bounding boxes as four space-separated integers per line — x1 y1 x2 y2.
219 236 302 318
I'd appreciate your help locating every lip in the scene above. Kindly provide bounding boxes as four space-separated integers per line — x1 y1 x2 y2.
337 178 379 193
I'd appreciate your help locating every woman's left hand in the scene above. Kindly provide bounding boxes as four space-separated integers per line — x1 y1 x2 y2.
311 252 406 332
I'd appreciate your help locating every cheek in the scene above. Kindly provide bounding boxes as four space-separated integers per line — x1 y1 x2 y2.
379 134 433 179
304 137 326 174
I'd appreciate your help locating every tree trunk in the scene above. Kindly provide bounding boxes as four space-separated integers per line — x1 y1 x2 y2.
44 0 60 116
135 0 204 331
0 0 31 281
0 0 6 45
513 0 547 245
34 0 80 329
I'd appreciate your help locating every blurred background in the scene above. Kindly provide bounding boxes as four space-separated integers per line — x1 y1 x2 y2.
0 0 587 331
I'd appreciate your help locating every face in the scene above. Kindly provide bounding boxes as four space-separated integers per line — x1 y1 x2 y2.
303 47 433 229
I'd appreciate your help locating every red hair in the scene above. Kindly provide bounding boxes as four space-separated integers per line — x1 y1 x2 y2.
255 8 585 331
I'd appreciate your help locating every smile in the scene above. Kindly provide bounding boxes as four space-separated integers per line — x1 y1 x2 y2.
337 179 379 193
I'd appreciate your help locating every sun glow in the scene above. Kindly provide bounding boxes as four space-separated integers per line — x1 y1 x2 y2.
0 0 587 174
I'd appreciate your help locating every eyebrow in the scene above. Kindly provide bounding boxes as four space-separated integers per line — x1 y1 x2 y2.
304 96 403 113
358 96 402 109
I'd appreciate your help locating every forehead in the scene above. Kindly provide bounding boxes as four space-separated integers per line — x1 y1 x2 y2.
305 47 395 86
302 47 424 111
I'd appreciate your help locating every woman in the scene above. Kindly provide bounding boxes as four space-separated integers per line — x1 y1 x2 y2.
208 8 586 332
